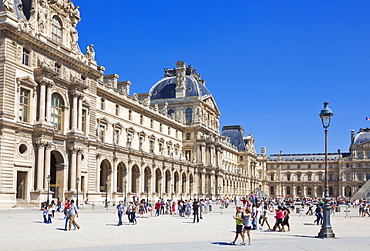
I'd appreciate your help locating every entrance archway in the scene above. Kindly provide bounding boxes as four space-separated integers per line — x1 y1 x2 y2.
131 165 140 193
316 186 323 197
50 151 65 199
345 186 352 197
117 162 127 193
100 159 111 192
144 167 151 194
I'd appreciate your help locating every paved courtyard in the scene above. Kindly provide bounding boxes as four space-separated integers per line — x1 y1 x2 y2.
0 203 370 250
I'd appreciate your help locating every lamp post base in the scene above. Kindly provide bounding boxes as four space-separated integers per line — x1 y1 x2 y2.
317 227 335 238
317 197 336 239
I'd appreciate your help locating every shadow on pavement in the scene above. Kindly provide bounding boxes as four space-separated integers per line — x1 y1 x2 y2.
212 242 236 246
55 228 66 231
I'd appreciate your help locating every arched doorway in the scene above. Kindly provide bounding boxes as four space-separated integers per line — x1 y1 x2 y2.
296 186 301 197
189 173 194 198
345 186 352 197
181 173 186 194
50 151 64 199
155 168 161 194
100 159 111 192
165 170 171 194
144 167 151 194
174 171 179 195
117 162 127 193
316 186 323 197
131 165 140 193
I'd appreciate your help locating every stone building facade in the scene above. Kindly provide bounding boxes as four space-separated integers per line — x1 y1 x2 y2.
266 129 370 199
0 0 267 208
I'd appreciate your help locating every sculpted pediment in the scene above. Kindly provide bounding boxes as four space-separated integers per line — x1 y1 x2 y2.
203 96 220 114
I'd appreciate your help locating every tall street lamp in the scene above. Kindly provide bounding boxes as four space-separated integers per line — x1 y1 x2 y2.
124 180 127 206
76 177 80 209
105 179 109 208
317 102 335 238
47 175 51 205
159 182 162 199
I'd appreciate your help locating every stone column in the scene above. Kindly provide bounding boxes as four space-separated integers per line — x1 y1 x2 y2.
96 154 101 192
77 95 83 131
45 83 52 122
71 94 78 130
38 82 46 121
44 143 52 190
36 141 45 191
69 147 77 191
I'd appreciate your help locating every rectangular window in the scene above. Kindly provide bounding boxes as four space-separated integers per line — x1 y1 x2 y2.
55 63 61 75
186 132 191 140
346 173 351 181
287 174 291 181
307 187 312 195
19 88 30 122
168 126 170 135
22 48 30 66
308 174 312 181
81 109 86 133
140 115 143 125
297 174 301 181
297 165 300 169
329 173 333 181
308 164 311 169
358 173 363 181
150 119 153 128
318 164 322 169
129 110 132 120
366 173 370 181
287 165 290 169
270 174 274 181
318 173 323 181
240 156 243 161
115 105 119 116
329 164 333 169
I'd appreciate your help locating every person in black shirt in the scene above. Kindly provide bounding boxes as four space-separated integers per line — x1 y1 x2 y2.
193 201 200 223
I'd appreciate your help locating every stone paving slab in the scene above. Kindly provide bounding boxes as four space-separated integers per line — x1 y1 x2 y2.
0 205 369 251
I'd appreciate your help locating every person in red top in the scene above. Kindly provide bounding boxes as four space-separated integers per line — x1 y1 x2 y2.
155 201 161 216
272 206 284 231
241 198 247 207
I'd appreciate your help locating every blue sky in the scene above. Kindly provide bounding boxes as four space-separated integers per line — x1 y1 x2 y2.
73 0 370 155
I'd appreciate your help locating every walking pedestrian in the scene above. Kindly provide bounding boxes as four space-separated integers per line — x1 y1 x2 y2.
155 200 161 217
115 201 124 226
242 207 252 246
68 200 80 231
230 206 245 245
130 202 137 225
261 205 271 230
193 201 200 223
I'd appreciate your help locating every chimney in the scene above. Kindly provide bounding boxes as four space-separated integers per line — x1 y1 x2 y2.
351 130 355 144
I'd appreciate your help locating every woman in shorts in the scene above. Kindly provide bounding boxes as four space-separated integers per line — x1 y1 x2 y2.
243 207 252 246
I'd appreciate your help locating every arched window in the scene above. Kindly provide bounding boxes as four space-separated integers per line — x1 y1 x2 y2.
185 108 192 123
52 16 62 43
51 93 64 130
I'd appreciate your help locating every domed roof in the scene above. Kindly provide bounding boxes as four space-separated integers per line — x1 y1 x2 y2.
353 128 370 145
149 62 212 100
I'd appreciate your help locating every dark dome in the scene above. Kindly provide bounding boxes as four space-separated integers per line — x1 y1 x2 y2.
149 76 211 100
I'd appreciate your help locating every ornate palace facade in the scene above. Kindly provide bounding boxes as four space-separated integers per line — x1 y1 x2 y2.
266 129 370 199
0 0 267 208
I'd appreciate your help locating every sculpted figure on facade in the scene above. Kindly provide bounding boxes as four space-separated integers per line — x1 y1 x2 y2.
85 44 96 62
1 0 14 13
38 0 48 33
